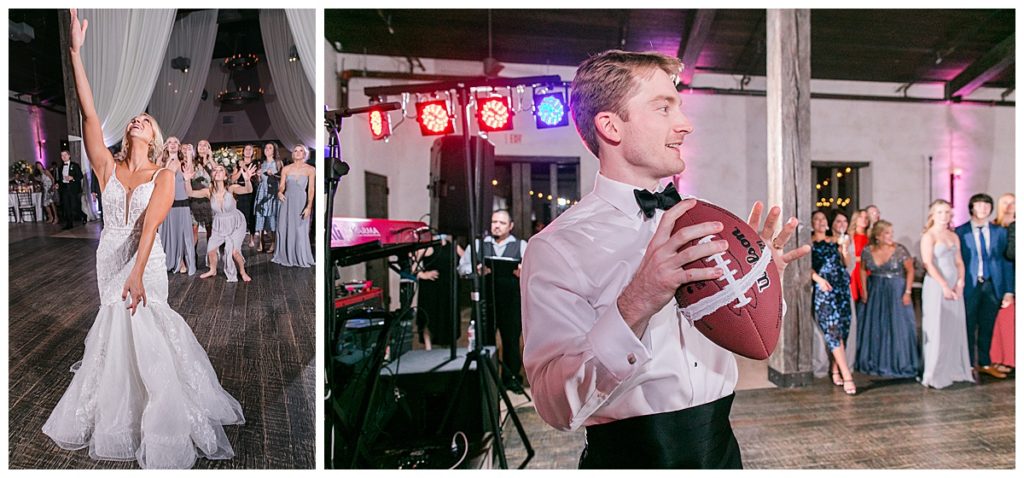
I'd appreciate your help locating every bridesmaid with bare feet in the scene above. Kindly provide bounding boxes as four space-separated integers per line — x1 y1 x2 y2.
184 161 256 282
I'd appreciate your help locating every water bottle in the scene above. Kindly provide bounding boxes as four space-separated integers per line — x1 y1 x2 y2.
467 320 476 351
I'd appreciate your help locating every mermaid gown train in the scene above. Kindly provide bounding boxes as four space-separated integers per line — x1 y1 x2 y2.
42 168 244 469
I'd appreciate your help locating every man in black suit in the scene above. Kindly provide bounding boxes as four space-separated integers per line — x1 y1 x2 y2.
57 149 84 229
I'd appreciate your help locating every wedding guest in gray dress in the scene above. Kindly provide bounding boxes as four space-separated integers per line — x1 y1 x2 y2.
920 200 974 388
272 145 315 268
184 162 256 282
157 137 195 275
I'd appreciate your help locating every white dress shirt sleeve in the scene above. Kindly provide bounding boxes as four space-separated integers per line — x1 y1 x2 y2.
521 237 652 431
457 243 474 277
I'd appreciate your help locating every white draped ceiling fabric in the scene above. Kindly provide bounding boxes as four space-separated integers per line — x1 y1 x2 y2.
182 59 230 144
284 9 316 90
147 10 219 139
259 9 315 149
76 9 174 217
78 9 176 149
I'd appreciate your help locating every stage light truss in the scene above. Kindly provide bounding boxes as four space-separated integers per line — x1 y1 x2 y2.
364 76 568 141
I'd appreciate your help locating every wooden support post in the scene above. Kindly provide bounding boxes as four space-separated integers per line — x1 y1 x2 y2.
766 9 814 387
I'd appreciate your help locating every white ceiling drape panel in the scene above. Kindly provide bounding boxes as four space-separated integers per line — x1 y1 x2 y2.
284 9 316 90
78 9 176 147
181 59 230 144
259 9 315 149
147 10 219 138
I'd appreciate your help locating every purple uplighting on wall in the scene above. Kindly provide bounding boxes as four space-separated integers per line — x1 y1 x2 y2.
32 106 47 168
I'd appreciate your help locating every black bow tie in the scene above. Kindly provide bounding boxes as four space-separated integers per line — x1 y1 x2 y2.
634 182 682 219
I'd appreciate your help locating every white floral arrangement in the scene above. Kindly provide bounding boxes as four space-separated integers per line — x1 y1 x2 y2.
212 148 240 172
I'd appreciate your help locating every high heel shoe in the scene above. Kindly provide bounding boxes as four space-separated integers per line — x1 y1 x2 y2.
832 371 844 386
843 376 857 395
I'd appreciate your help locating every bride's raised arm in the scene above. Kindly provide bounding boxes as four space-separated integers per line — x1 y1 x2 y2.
68 9 115 187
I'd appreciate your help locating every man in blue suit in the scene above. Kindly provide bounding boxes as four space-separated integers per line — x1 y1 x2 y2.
956 193 1015 379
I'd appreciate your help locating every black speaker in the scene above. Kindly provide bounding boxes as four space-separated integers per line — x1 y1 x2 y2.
429 136 495 240
374 348 498 449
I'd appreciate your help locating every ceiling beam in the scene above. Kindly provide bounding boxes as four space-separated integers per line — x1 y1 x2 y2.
945 33 1014 99
677 9 715 87
734 11 766 85
899 9 1007 90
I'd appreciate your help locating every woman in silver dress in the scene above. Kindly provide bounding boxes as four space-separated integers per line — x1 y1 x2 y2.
157 136 195 275
184 161 256 282
920 199 974 388
271 145 315 268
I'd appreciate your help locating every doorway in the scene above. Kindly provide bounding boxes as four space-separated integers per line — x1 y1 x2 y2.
493 156 580 241
812 162 868 218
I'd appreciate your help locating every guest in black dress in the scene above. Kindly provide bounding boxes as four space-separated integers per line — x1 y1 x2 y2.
810 210 856 394
233 144 258 248
856 220 921 378
413 237 464 349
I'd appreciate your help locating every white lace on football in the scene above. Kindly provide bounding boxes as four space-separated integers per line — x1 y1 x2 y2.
678 236 774 322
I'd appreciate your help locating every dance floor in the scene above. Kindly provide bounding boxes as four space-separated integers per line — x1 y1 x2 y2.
7 222 316 469
502 369 1015 469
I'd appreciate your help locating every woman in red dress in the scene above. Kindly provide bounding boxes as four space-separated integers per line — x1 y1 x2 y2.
850 209 871 302
989 193 1014 372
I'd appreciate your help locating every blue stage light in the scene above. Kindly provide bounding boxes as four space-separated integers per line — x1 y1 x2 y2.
534 92 569 129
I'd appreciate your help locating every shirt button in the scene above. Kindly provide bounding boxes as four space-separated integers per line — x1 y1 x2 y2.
627 353 637 365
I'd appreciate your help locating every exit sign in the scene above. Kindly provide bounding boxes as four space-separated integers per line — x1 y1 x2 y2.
506 134 523 144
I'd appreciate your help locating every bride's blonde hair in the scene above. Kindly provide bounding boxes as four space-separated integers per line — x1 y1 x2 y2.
119 113 165 164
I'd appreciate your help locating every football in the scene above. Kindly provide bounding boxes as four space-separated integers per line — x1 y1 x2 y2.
671 200 783 360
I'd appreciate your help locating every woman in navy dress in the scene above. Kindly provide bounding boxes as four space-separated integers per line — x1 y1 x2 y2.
810 210 856 394
856 219 921 378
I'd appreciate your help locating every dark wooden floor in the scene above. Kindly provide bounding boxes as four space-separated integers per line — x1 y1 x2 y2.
7 223 316 469
503 373 1015 469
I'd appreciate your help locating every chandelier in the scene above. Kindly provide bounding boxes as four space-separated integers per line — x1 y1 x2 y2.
217 52 264 105
223 53 259 70
217 85 265 105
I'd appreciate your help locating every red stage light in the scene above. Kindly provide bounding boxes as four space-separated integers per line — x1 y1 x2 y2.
368 108 390 140
416 100 455 136
476 96 513 132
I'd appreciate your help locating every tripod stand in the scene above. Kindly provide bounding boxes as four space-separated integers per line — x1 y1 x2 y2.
434 87 535 469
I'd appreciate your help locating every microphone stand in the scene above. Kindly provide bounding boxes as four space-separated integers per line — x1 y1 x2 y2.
324 109 348 468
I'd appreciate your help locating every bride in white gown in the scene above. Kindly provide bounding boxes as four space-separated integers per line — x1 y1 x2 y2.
42 10 244 469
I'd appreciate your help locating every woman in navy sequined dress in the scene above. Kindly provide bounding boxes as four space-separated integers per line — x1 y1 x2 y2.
810 210 856 394
856 220 921 378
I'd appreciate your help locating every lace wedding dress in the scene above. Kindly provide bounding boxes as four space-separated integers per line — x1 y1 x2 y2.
42 168 245 469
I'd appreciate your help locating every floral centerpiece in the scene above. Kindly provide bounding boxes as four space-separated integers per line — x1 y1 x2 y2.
9 161 38 192
10 160 34 178
212 147 240 173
